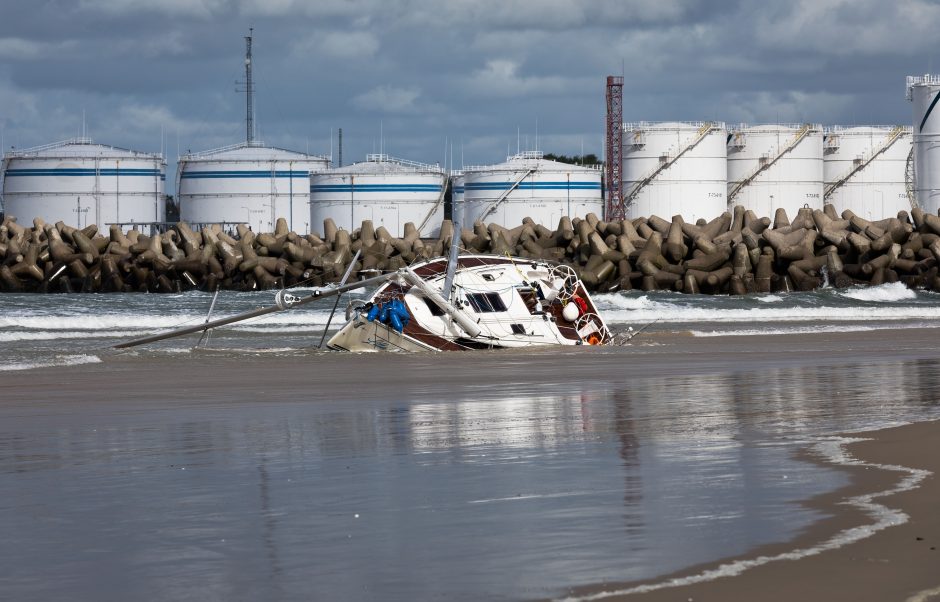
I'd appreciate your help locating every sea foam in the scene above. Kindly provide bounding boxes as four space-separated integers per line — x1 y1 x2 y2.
0 354 103 372
841 282 917 302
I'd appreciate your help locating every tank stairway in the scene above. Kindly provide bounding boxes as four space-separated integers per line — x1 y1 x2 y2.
824 126 906 200
905 146 919 210
477 167 535 222
623 122 715 210
416 174 450 234
727 124 812 204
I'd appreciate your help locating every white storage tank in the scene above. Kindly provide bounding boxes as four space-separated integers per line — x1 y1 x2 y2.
178 142 329 234
309 154 447 237
907 75 940 214
461 151 603 228
823 126 913 219
1 137 165 230
621 121 727 222
727 124 824 219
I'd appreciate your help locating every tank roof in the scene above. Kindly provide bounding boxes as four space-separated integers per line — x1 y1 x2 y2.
322 153 443 175
4 137 163 160
181 141 329 162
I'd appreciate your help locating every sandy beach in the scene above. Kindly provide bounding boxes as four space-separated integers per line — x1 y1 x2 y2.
562 419 940 601
2 329 940 600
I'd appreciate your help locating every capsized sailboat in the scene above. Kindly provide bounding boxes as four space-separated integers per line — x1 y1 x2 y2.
114 253 611 352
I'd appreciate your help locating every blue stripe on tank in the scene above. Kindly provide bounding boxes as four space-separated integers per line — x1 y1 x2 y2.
5 168 163 177
309 184 442 193
464 181 601 191
181 170 310 179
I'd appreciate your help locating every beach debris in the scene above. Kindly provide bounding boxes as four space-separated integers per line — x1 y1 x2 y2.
1 206 940 295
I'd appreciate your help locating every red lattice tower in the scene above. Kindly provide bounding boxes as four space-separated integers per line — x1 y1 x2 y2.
605 76 624 220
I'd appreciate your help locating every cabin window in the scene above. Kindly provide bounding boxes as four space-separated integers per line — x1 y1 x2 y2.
422 297 445 316
510 323 527 335
466 292 507 313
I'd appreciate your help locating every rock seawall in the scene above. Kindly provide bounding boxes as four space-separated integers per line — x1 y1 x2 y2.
2 205 939 294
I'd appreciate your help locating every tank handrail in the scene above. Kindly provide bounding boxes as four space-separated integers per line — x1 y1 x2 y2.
182 141 331 162
7 137 93 155
729 123 822 133
184 141 266 157
907 74 940 99
363 153 443 172
824 125 912 134
507 150 543 161
623 121 727 131
5 137 162 159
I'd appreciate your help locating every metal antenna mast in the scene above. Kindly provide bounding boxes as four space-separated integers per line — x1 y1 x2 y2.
245 28 254 145
605 75 624 220
338 127 343 167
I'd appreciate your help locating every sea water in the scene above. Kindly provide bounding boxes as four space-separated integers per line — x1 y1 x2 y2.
1 282 939 370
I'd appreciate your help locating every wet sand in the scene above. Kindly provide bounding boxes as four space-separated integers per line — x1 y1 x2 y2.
3 328 940 600
564 419 940 602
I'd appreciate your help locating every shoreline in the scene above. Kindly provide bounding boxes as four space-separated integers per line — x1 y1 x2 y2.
560 419 940 602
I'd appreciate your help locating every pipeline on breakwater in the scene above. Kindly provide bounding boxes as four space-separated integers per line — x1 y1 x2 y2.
2 205 940 295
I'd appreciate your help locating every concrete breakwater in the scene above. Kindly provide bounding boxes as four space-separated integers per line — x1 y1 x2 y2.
2 206 940 295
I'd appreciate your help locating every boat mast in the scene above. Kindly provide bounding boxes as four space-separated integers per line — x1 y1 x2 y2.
441 203 460 301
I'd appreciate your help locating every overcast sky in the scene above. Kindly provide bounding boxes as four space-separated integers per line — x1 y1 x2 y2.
1 0 937 192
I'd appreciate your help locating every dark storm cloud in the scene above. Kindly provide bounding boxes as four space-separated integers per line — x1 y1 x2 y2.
1 0 938 191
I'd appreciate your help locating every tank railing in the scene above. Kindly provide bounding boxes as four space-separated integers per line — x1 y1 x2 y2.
8 137 94 155
622 120 727 131
907 74 940 99
183 141 266 158
462 161 602 173
464 148 603 173
507 150 544 161
824 125 913 134
182 140 330 162
461 150 544 167
728 123 822 133
5 137 164 160
364 153 442 172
